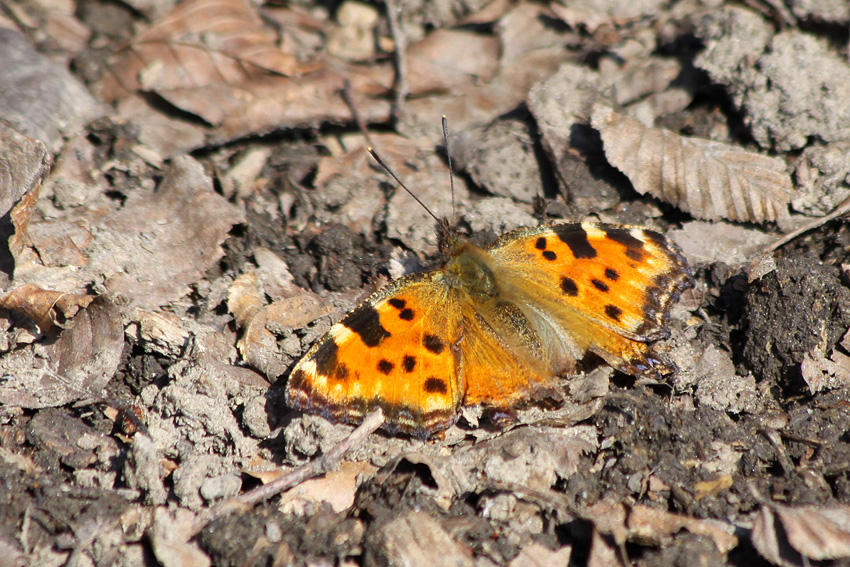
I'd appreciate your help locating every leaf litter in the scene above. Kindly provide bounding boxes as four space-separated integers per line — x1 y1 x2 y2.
2 0 850 565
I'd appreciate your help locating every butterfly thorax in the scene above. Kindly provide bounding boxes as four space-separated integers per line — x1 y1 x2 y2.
443 238 499 303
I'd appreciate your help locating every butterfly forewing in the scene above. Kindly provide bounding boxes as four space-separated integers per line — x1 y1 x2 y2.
486 222 693 377
286 272 465 436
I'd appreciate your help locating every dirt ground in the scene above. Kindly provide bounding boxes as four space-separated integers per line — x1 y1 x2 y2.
2 0 850 565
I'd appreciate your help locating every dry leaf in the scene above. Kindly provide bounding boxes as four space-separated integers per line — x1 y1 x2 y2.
584 500 737 553
753 504 850 565
0 297 124 408
800 350 850 394
88 155 244 310
97 0 300 103
369 512 474 567
405 29 500 93
549 0 666 32
0 28 105 152
0 284 94 332
0 123 51 280
509 543 572 567
693 474 733 501
228 273 333 379
591 104 794 225
278 460 378 513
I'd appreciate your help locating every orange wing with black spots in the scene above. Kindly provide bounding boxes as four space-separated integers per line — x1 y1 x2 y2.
486 222 693 377
286 272 465 436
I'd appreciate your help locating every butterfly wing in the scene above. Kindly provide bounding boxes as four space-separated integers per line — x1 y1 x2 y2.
286 272 464 437
485 222 693 378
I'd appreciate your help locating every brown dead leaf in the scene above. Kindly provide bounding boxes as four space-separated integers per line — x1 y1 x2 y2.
693 474 734 501
228 273 333 379
0 296 124 409
278 460 378 513
97 0 301 103
0 284 94 332
549 0 666 32
591 104 794 225
370 512 474 567
0 28 106 152
800 350 850 394
509 542 572 567
0 123 51 276
227 272 264 330
753 504 850 565
89 155 244 310
584 500 737 553
405 29 500 93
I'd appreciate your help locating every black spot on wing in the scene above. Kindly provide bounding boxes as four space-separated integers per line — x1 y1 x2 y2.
604 228 648 262
643 229 667 246
388 297 415 320
342 305 391 347
289 369 307 390
542 250 557 261
377 359 394 374
403 355 416 372
605 304 622 321
604 227 644 250
424 377 448 394
335 363 349 381
423 334 446 354
605 268 619 281
553 225 597 259
561 277 578 296
592 279 610 292
535 237 547 250
314 339 339 376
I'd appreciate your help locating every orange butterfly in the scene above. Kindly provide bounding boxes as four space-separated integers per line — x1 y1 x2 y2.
287 210 692 437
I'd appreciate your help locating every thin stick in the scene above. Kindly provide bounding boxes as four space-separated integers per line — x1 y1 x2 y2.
190 408 384 535
761 195 850 253
368 148 441 223
442 116 456 225
383 0 408 122
341 80 374 148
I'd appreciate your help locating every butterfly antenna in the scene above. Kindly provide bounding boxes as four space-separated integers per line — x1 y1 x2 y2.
368 147 441 224
442 115 457 226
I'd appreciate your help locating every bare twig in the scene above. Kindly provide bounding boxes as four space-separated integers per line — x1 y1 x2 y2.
341 80 374 148
190 408 384 535
762 195 850 253
383 0 408 122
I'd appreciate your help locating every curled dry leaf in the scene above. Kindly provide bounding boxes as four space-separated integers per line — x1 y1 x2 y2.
97 0 300 103
591 104 794 225
0 123 51 273
228 273 333 380
752 504 850 565
0 296 124 409
0 284 94 332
